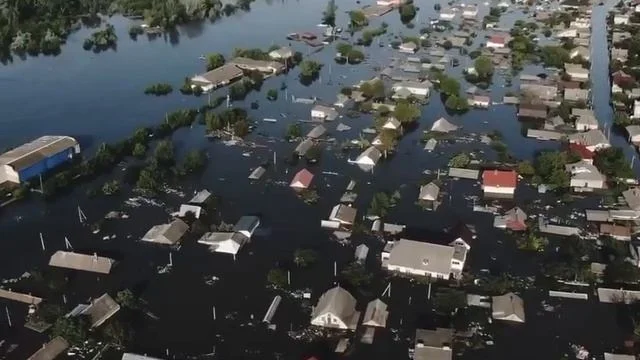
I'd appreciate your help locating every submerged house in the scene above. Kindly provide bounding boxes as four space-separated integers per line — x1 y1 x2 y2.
290 168 314 189
49 251 115 274
68 293 120 328
430 117 459 133
419 182 440 202
412 328 454 360
565 161 606 191
494 207 527 231
141 219 189 245
310 286 360 330
381 239 467 280
311 105 339 121
361 299 388 328
354 146 382 166
481 170 517 196
328 204 358 227
27 337 69 360
568 129 610 152
190 64 244 92
198 216 260 258
492 292 525 323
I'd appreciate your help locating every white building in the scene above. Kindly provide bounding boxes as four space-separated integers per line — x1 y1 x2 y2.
268 46 293 60
398 41 418 53
381 239 467 280
361 299 388 327
614 14 630 25
439 10 456 20
382 117 402 131
418 182 440 201
462 6 478 18
569 18 591 29
310 286 360 330
565 161 606 191
311 105 338 120
354 146 382 166
392 81 430 97
197 216 260 258
627 125 640 143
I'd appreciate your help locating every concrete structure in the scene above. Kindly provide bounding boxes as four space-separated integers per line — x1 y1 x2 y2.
412 328 453 360
306 125 327 139
482 170 517 195
565 63 589 81
492 292 525 323
361 299 388 327
191 64 244 92
310 286 360 330
141 219 189 245
49 251 114 274
381 239 467 280
0 136 80 185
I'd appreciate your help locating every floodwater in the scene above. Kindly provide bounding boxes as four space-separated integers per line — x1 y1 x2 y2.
0 0 632 359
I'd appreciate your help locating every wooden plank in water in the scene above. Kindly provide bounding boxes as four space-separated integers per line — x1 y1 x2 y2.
0 288 43 305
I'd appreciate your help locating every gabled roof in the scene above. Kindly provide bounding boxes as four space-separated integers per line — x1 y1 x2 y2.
568 129 609 147
623 188 640 210
505 207 527 223
492 292 525 322
141 219 189 245
569 143 594 159
49 251 114 274
489 35 505 44
362 298 388 327
28 337 69 360
419 182 440 201
189 190 212 204
329 204 357 224
80 293 121 328
290 168 314 189
307 125 327 139
356 146 382 164
482 170 517 188
430 117 459 133
311 286 357 320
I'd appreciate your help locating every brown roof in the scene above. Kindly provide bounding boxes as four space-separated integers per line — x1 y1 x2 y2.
28 337 69 360
600 224 631 238
193 64 243 85
48 251 114 274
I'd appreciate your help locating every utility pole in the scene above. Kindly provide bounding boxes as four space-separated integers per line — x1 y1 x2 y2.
39 233 45 251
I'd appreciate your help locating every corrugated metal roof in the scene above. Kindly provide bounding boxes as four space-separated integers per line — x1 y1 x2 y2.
49 251 114 274
0 136 78 171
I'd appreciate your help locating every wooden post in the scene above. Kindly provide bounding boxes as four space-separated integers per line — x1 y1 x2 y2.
427 282 432 300
213 306 217 320
39 233 45 251
5 306 11 327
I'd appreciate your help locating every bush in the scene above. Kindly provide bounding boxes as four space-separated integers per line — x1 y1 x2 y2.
266 88 278 101
144 83 173 96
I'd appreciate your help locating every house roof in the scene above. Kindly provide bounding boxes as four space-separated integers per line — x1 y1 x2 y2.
431 117 459 133
362 298 388 327
329 204 357 224
306 125 327 139
233 216 260 235
565 161 605 181
448 168 479 179
414 328 453 360
564 88 590 101
295 139 314 155
193 64 243 85
492 292 525 322
142 219 189 245
505 207 527 224
0 136 79 171
569 143 594 159
489 35 505 44
28 337 69 360
356 146 382 164
189 190 212 204
600 223 631 238
623 188 640 210
627 125 640 138
384 117 402 129
290 168 314 188
80 293 121 328
604 354 636 360
385 239 456 276
482 170 517 188
248 166 266 180
311 286 357 321
568 129 609 147
49 251 114 274
122 354 165 360
419 182 440 200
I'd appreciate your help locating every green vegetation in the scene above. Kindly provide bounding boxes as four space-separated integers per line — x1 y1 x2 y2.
368 191 399 218
517 231 548 252
341 261 373 287
473 55 494 80
533 150 578 189
299 60 323 78
399 1 417 23
229 72 263 100
438 74 460 97
322 0 337 29
449 153 470 167
393 100 421 124
359 79 385 100
101 180 120 195
540 45 569 68
183 149 207 173
444 95 469 112
83 25 117 52
594 147 634 180
267 268 288 288
232 47 269 60
266 88 278 101
361 25 387 46
144 83 173 96
285 123 302 140
349 10 368 27
293 248 318 267
206 53 225 70
614 112 633 127
517 160 535 176
51 316 90 345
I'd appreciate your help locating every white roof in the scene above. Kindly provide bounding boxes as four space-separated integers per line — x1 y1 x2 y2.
419 182 440 201
361 299 388 327
431 117 459 133
385 239 455 276
189 190 212 204
356 146 382 165
311 286 357 321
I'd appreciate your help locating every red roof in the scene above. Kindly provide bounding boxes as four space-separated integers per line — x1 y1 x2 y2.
569 143 594 159
290 168 314 189
482 170 517 188
489 35 505 44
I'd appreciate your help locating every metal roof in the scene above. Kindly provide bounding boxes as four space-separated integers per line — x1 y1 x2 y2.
419 182 440 201
306 125 327 139
28 336 69 360
448 168 479 180
0 136 78 171
49 251 114 274
122 354 165 360
311 286 357 322
192 64 243 86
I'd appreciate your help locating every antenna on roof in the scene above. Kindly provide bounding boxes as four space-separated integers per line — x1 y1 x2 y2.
64 237 73 250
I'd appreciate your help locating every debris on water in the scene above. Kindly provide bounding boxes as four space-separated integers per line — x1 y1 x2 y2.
157 264 172 274
204 275 220 285
125 196 164 208
105 211 129 220
242 152 252 157
571 344 589 360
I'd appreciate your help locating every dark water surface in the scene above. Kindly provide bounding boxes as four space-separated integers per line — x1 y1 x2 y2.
0 0 631 359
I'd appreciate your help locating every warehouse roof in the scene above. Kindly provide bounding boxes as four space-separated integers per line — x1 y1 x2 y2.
0 136 79 171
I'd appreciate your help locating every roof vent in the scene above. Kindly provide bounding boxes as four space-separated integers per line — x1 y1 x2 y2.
422 258 429 265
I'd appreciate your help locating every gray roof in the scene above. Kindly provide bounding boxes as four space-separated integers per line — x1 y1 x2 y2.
307 125 327 139
189 190 212 204
604 354 636 360
362 299 388 327
585 209 611 222
312 105 339 118
233 216 260 235
81 293 121 328
623 188 640 210
141 219 189 245
564 88 590 101
424 138 437 151
626 125 640 138
505 207 527 222
248 166 266 180
356 146 382 164
294 139 314 155
419 182 440 201
518 107 547 119
597 288 640 304
385 239 455 276
197 232 248 247
492 292 525 322
414 328 453 360
122 354 165 360
28 337 69 360
527 129 563 140
49 251 114 274
311 286 357 321
520 83 558 100
0 136 79 171
431 117 459 133
538 217 580 236
448 168 479 179
566 161 605 181
568 129 609 147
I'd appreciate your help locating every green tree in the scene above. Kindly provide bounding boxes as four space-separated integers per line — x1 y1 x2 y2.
285 123 302 140
534 151 571 188
341 261 373 287
517 231 548 252
349 10 368 27
294 248 318 267
540 46 570 68
322 0 337 29
266 88 278 101
267 268 288 288
359 79 385 99
439 75 460 96
594 147 635 179
206 53 225 70
205 112 223 132
347 49 365 64
474 55 494 79
102 180 120 195
116 289 140 310
368 192 392 217
336 42 353 55
136 167 160 192
299 60 323 77
154 140 175 167
449 153 471 167
393 100 421 124
377 130 398 157
233 119 250 137
51 316 89 345
132 143 146 158
517 161 535 176
444 95 469 111
183 150 206 173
